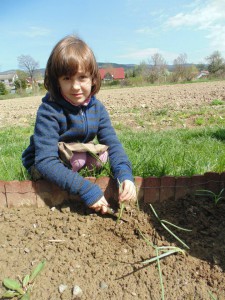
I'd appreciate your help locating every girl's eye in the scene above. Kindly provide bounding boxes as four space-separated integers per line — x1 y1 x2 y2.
63 76 70 80
80 75 91 83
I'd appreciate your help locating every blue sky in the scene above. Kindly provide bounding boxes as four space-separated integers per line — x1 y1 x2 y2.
1 0 225 71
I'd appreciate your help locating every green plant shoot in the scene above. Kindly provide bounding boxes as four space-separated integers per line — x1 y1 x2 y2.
196 188 225 205
150 204 191 249
116 179 125 224
1 260 46 300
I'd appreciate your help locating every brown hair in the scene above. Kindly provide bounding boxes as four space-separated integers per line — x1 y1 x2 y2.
44 35 101 100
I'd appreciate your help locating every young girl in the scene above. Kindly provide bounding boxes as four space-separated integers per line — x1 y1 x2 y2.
22 35 136 214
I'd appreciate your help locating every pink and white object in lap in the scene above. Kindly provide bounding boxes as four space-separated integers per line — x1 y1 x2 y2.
70 152 87 172
70 151 108 172
86 151 108 170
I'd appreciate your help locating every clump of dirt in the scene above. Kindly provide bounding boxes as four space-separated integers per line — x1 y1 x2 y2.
0 195 224 300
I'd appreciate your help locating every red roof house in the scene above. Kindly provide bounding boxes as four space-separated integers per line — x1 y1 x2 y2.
99 67 125 80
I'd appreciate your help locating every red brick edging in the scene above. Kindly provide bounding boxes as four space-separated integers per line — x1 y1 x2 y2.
0 172 225 208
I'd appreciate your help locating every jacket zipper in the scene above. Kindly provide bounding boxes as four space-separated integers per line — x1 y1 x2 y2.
80 107 88 140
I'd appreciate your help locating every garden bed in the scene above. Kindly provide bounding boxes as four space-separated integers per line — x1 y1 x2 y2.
0 194 224 299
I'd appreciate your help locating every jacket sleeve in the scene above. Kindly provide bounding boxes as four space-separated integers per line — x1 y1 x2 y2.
96 102 134 183
33 103 103 206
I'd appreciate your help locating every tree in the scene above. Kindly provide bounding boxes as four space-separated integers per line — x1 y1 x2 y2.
206 51 225 74
14 79 27 91
196 62 207 72
184 65 199 81
0 82 8 95
138 60 149 79
14 70 28 92
173 53 188 81
17 55 39 84
148 53 167 83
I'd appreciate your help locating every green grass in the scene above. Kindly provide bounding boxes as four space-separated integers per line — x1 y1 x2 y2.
0 127 33 180
0 125 225 180
120 127 225 177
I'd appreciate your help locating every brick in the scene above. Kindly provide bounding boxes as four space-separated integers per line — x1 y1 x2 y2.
35 180 67 207
95 177 117 202
36 196 48 208
0 181 7 208
0 181 5 192
5 181 37 208
204 172 221 195
221 172 225 196
5 180 36 193
34 180 52 192
160 176 175 202
85 176 96 183
68 177 96 202
95 176 110 190
175 176 192 200
106 178 118 202
134 176 144 202
7 192 37 208
190 174 206 196
144 176 160 203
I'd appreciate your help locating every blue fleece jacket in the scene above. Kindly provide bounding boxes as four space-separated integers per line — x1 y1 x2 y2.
22 93 133 206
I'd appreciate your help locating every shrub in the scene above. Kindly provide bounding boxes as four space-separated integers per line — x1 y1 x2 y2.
0 82 8 95
14 79 27 90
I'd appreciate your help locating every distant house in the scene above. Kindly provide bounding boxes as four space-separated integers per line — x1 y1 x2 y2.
26 77 35 88
99 67 125 81
0 73 18 88
197 70 209 79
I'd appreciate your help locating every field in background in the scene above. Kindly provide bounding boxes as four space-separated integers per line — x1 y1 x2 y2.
0 80 225 180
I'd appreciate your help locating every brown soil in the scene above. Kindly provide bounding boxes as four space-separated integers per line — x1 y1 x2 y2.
1 81 225 130
0 82 225 299
0 196 225 300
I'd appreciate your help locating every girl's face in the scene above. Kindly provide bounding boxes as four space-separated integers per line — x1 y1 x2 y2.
58 67 93 105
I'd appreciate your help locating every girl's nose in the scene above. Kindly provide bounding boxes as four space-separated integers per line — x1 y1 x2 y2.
72 80 80 89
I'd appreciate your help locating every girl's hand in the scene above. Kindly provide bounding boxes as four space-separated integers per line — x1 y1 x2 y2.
118 179 136 203
89 196 109 214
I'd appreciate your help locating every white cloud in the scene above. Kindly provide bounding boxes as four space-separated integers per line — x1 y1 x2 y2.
118 48 159 59
25 26 51 37
135 27 155 35
118 48 178 63
9 26 51 38
166 0 225 29
165 0 225 52
206 24 225 49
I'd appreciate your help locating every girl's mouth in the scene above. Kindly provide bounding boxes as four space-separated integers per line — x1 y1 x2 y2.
72 93 83 97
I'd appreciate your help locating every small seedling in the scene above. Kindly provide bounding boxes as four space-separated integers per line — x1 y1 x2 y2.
196 188 225 205
150 204 191 249
208 290 218 300
138 228 185 300
116 179 125 224
138 229 185 264
1 260 46 299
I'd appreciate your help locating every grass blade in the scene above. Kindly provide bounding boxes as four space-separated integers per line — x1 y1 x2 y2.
141 249 182 265
29 260 46 283
161 220 192 232
208 290 217 300
156 247 164 300
150 204 190 249
161 222 190 249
